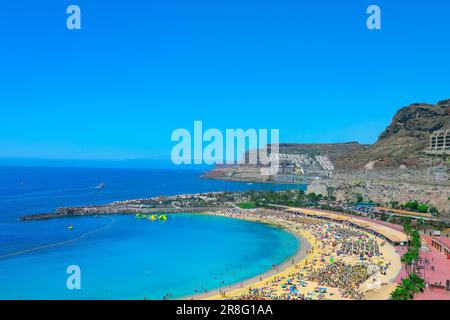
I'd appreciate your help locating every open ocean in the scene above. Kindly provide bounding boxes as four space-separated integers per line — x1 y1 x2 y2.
0 166 304 299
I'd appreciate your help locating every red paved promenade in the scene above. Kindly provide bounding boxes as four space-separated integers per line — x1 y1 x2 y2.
395 235 450 300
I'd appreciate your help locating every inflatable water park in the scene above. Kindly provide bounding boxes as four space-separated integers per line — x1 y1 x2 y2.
135 213 168 221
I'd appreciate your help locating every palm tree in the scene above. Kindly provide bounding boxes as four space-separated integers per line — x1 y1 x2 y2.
409 274 425 293
401 251 414 277
390 284 411 300
391 272 426 300
402 278 419 296
403 222 412 236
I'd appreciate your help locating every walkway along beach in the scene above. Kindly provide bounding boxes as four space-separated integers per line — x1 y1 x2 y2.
20 199 406 300
193 207 403 300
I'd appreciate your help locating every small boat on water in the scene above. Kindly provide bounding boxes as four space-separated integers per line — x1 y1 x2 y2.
94 183 105 189
67 225 73 230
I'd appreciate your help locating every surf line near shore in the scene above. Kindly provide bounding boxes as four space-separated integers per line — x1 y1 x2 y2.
185 211 313 300
10 207 402 300
187 209 402 300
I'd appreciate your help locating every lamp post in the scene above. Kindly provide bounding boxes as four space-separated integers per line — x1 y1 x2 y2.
420 244 430 283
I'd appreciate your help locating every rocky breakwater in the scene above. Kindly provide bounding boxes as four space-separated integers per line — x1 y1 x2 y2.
20 204 140 221
20 204 217 221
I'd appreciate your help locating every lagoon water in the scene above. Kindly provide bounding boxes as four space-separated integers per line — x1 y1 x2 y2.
0 167 303 299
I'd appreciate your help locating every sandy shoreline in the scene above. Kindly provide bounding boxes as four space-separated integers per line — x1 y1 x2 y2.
185 213 312 300
17 204 403 300
183 209 402 300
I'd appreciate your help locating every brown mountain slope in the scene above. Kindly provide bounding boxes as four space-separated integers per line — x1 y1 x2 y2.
336 99 450 170
252 142 370 162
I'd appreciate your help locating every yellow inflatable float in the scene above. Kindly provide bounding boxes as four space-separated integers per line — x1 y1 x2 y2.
136 212 167 221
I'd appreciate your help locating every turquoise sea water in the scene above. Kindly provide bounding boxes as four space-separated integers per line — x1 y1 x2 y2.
0 167 303 299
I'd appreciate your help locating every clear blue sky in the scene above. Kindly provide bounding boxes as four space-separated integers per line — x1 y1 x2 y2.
0 0 449 161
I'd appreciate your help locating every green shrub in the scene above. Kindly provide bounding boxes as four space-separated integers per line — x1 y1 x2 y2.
237 202 256 209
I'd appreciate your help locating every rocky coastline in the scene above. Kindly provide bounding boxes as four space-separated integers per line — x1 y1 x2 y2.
20 206 221 221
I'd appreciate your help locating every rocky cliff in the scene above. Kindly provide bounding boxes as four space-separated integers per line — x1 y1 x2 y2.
336 99 450 170
203 98 450 216
260 142 370 161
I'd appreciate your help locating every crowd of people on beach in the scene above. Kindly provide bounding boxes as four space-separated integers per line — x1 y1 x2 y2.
338 238 380 257
207 208 396 301
306 261 373 299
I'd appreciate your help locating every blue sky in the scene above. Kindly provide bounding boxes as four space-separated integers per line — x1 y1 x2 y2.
0 0 449 162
